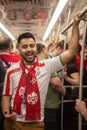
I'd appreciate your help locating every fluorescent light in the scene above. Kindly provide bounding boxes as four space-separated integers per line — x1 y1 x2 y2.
42 0 68 41
0 22 16 41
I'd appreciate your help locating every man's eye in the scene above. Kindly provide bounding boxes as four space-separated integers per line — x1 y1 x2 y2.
22 45 27 48
30 44 35 48
22 43 35 48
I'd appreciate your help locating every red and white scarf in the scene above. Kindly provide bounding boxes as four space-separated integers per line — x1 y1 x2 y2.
13 58 41 120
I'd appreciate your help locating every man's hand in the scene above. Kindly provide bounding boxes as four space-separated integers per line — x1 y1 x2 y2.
75 99 86 114
75 99 87 121
3 111 17 120
74 11 81 25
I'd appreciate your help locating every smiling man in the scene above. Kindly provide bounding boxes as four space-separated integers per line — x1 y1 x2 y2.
1 12 81 130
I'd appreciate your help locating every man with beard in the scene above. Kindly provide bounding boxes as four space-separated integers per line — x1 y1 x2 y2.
1 12 81 130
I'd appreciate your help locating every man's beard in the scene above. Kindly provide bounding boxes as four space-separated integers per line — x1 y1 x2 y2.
20 53 36 64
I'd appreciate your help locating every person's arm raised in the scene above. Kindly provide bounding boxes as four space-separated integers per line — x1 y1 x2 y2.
61 12 81 65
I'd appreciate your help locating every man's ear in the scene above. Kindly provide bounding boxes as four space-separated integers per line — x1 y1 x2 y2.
17 44 20 51
42 48 46 53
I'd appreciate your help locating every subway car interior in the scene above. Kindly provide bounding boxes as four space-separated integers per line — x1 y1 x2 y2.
0 0 87 130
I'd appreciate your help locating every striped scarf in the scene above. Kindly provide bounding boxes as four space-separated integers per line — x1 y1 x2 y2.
13 58 41 120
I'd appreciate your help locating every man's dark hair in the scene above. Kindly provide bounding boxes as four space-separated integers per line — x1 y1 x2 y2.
36 43 46 54
0 37 11 50
18 32 35 44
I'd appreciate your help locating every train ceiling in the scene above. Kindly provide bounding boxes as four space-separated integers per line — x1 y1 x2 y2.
0 0 87 41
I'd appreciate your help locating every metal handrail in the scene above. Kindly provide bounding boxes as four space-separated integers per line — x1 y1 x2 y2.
60 8 87 34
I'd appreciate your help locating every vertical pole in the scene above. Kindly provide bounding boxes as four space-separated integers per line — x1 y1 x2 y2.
57 18 61 35
61 37 67 130
78 21 87 130
61 4 72 130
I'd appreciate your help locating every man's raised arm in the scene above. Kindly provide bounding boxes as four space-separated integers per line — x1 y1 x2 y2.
61 12 81 65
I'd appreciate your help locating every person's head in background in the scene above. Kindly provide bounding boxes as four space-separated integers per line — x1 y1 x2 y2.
9 42 14 52
36 43 49 59
0 36 12 53
51 40 64 56
17 32 37 65
77 43 82 55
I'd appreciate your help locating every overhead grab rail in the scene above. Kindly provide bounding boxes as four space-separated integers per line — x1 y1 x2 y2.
60 8 87 34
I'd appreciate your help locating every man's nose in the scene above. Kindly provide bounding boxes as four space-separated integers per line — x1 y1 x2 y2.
27 46 32 51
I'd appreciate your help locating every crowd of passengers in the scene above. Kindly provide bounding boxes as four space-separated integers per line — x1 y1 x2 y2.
0 12 87 130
